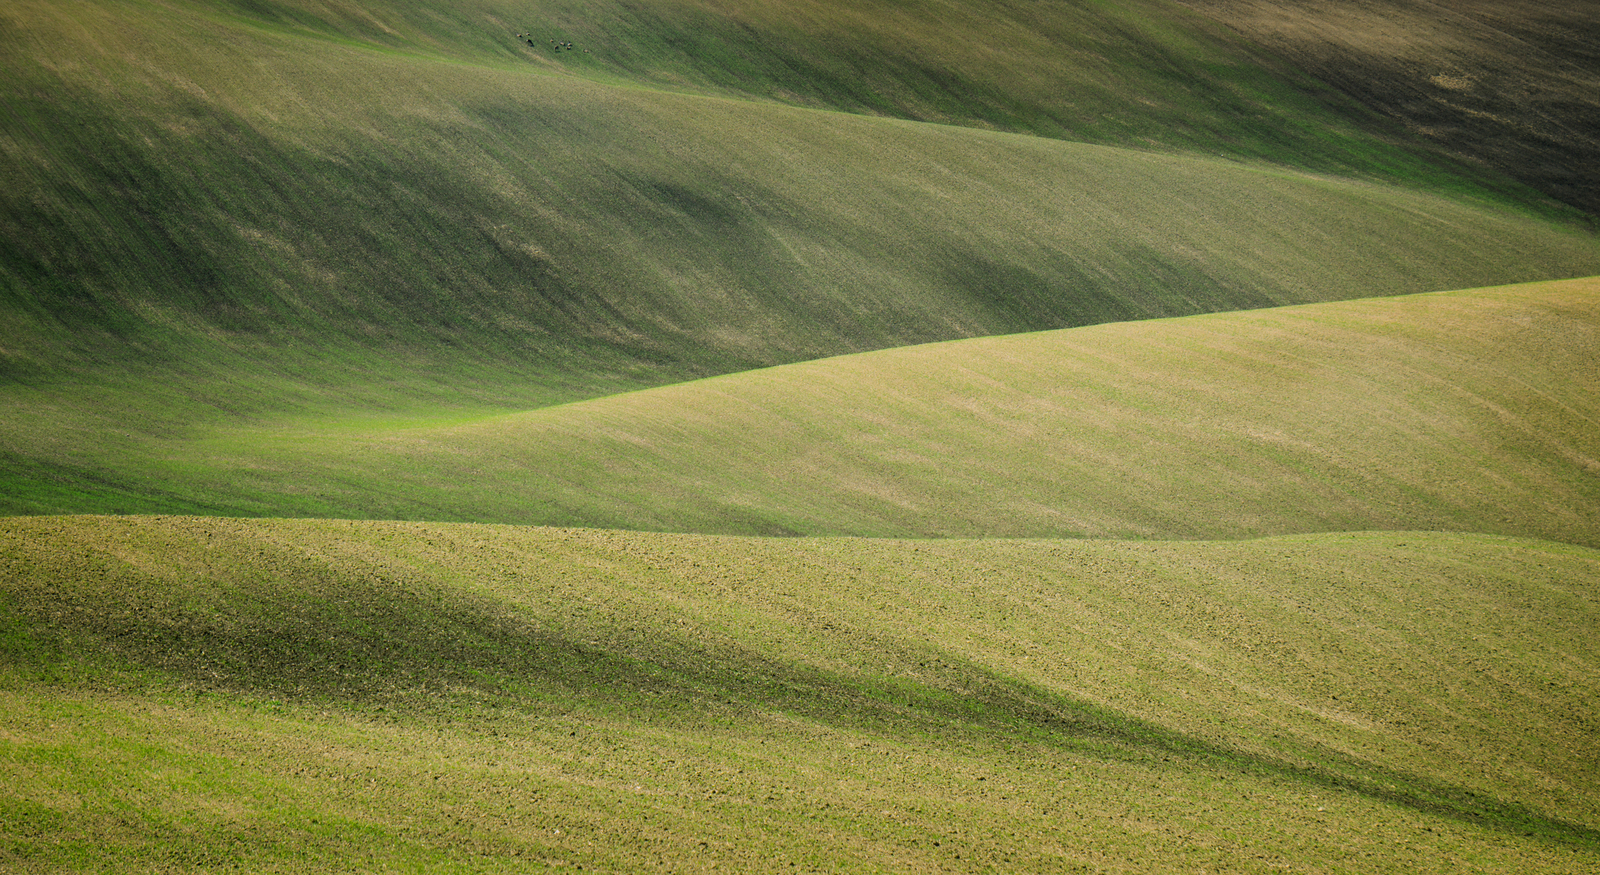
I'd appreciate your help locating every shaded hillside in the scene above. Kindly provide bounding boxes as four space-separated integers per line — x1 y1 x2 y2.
4 516 1598 871
95 0 1557 189
3 0 1596 409
1176 0 1600 218
29 277 1594 542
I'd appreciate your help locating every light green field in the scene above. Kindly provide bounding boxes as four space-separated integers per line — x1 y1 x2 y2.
11 277 1593 546
4 516 1598 872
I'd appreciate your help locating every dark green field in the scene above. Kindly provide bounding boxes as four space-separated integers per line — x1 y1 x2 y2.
3 0 1598 871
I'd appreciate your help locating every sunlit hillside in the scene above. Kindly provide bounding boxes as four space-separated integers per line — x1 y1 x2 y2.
8 277 1595 545
3 1 1599 872
4 516 1597 872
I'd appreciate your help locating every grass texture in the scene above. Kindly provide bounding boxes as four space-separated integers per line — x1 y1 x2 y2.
4 0 1596 405
1172 0 1600 216
11 0 1600 522
3 515 1598 872
4 2 1600 872
11 277 1594 545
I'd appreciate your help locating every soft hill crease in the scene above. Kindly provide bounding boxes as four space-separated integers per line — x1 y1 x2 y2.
113 276 1599 544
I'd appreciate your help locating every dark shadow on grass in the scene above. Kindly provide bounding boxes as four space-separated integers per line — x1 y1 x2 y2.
5 552 1596 849
908 653 1600 848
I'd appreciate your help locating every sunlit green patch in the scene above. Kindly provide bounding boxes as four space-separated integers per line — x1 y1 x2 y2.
3 517 1597 871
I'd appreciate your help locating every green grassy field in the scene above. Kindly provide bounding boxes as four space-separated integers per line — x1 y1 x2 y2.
4 516 1598 872
4 0 1600 871
6 277 1596 546
9 0 1599 520
4 0 1595 398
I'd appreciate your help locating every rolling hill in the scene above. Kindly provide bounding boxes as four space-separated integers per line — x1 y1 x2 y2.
6 277 1597 546
4 0 1598 517
3 516 1598 871
3 0 1595 404
3 0 1600 872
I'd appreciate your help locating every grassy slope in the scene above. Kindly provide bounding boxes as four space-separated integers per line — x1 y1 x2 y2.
1174 0 1600 218
3 0 1595 396
40 276 1596 545
174 0 1595 215
10 8 1599 520
5 3 1599 871
3 515 1598 872
89 0 1559 184
5 0 1597 517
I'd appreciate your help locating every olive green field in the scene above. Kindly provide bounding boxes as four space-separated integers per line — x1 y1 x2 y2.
2 0 1598 872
